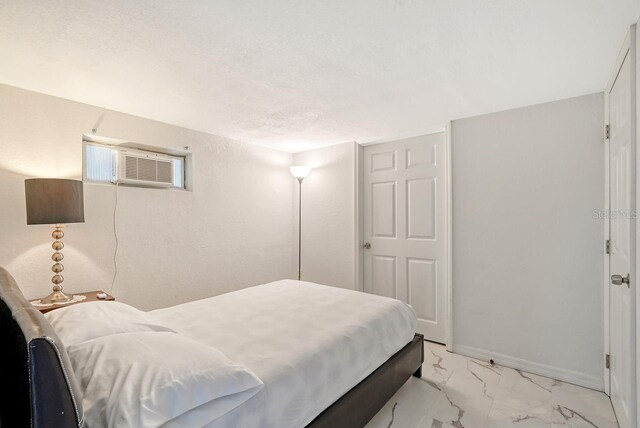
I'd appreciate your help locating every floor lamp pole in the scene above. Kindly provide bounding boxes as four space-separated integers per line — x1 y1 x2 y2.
297 177 303 280
289 165 310 281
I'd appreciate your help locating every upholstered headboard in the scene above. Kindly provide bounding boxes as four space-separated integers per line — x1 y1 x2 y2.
0 267 84 427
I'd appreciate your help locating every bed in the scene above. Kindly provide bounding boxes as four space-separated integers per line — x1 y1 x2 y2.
0 267 424 428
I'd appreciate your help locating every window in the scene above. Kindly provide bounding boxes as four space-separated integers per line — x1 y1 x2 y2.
83 142 186 190
85 144 117 182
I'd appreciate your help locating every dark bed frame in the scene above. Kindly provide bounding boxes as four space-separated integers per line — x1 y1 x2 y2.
0 267 423 428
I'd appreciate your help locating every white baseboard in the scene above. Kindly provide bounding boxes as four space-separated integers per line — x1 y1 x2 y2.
453 344 604 391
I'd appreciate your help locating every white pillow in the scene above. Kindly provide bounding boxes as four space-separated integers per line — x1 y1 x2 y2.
68 331 264 428
45 301 176 347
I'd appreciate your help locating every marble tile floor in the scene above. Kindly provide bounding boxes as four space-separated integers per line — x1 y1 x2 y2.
366 341 618 428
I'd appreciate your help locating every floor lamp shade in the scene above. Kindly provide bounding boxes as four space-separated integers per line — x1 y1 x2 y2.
289 166 311 180
25 179 85 225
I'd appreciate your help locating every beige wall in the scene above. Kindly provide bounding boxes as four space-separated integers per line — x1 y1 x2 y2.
0 84 295 310
451 93 605 389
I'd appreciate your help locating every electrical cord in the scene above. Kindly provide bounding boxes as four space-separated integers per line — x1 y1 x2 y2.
110 182 119 295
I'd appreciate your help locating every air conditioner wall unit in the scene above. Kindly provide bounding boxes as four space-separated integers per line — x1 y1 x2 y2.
115 148 174 188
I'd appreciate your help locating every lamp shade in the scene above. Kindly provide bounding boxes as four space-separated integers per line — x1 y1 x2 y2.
290 166 311 179
25 179 85 225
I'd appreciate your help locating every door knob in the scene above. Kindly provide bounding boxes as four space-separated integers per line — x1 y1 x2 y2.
611 274 630 287
363 242 371 249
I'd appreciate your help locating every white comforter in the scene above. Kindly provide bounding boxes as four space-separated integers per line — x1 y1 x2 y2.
150 280 416 428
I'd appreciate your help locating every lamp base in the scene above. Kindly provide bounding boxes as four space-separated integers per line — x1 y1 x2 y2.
42 225 73 305
40 289 74 305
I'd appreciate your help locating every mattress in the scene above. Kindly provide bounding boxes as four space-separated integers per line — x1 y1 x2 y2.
150 280 416 428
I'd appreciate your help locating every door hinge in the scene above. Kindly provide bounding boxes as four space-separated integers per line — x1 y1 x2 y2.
606 239 611 254
605 124 610 141
605 354 610 369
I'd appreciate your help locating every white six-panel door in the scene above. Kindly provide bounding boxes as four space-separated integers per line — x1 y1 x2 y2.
607 36 637 428
363 133 448 343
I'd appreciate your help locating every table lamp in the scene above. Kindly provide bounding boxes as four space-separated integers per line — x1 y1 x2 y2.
25 179 85 304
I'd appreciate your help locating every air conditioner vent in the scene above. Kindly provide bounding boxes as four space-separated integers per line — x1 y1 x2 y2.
117 149 175 187
137 157 157 182
157 160 172 183
125 156 138 179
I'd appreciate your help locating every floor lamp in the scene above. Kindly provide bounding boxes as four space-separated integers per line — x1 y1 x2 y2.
290 166 311 280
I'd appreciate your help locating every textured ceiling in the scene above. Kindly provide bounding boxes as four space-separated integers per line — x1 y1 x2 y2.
0 1 638 152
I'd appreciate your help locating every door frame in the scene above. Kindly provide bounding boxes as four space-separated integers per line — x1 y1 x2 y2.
357 128 453 349
603 25 637 418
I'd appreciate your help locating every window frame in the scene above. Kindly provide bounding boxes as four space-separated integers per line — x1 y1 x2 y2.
82 138 191 191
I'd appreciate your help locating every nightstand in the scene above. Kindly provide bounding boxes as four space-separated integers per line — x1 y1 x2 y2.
30 290 115 314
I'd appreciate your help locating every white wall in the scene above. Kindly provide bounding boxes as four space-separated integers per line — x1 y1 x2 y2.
292 142 359 289
451 93 605 389
0 84 295 310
